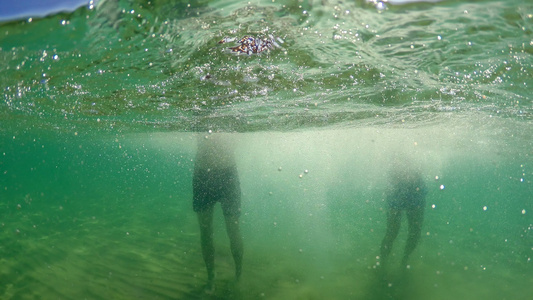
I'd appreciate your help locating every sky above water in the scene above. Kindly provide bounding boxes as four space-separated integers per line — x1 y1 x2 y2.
0 0 92 22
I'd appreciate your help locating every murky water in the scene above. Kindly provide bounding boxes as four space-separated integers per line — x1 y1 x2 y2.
1 0 532 299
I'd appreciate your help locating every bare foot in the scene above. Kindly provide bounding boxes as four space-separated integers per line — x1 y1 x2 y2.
204 278 216 295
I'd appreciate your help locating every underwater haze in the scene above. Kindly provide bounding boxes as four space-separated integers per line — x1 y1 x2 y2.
1 0 532 299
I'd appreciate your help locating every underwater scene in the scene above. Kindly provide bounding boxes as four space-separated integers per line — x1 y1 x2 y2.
1 0 532 299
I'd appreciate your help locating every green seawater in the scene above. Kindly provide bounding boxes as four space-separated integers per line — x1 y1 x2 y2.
1 0 532 299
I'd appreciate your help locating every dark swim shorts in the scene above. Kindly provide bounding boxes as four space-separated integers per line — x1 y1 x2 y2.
387 180 427 210
193 167 241 216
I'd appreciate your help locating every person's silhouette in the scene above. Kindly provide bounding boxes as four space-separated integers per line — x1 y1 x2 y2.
192 132 243 294
380 164 427 268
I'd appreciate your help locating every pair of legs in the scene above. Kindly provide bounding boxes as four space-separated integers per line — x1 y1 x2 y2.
197 205 243 293
380 205 424 267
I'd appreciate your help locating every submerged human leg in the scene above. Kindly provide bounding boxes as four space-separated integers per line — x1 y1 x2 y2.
380 209 402 263
224 214 243 281
402 206 424 266
197 206 216 293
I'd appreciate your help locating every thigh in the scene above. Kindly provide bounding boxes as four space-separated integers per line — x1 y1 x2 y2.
406 203 425 230
220 168 241 217
193 169 217 213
